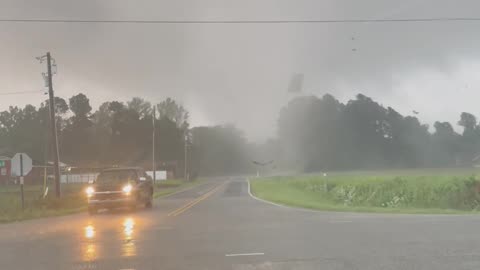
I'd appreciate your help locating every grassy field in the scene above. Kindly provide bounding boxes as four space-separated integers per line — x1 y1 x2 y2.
0 183 87 223
0 179 202 223
251 169 480 214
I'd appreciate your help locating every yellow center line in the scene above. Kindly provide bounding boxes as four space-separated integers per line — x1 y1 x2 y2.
168 185 220 215
167 182 227 217
168 182 225 217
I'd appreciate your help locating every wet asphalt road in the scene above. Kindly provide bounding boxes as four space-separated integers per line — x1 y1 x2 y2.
2 177 480 269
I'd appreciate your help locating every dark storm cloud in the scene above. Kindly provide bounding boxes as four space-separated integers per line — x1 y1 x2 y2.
2 0 480 140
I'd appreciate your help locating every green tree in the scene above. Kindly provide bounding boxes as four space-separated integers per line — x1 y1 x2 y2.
277 93 439 171
156 98 189 130
341 94 388 169
127 97 152 119
457 112 480 164
431 121 459 166
458 112 477 134
62 94 94 164
69 93 92 118
0 105 44 161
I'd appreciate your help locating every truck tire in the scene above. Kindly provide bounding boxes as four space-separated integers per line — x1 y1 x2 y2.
145 199 153 209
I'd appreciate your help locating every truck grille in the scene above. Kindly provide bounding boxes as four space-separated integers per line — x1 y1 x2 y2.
93 192 122 200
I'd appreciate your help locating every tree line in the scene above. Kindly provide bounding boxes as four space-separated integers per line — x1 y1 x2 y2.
0 93 251 176
277 93 478 171
2 91 479 176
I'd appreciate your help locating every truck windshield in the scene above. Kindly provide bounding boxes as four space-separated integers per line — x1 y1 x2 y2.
96 170 136 184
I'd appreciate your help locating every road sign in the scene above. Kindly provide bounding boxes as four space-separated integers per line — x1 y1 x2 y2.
0 160 5 167
11 153 32 177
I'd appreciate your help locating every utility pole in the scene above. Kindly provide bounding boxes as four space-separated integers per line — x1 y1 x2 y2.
43 121 49 196
184 131 188 181
152 106 156 182
20 154 24 210
43 52 61 198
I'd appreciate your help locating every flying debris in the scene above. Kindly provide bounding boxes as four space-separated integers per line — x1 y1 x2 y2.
288 73 304 93
413 110 419 115
252 160 274 166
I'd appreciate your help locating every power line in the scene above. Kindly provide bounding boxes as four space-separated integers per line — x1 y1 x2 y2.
0 90 44 96
1 17 480 24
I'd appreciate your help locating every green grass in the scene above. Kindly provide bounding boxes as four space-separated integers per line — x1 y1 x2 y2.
0 183 87 223
251 169 480 214
0 179 203 223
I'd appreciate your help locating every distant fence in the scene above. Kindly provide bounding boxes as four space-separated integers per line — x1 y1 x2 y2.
146 171 167 181
60 173 98 184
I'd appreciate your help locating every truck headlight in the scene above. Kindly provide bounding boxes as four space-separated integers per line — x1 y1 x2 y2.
86 186 95 197
122 184 133 195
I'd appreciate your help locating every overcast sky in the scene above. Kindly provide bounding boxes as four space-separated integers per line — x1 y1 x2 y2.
2 0 480 141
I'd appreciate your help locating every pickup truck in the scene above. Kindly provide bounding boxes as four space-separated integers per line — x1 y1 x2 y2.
85 167 154 215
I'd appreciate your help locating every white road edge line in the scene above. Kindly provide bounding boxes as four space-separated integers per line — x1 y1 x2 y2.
247 178 326 214
225 253 265 257
246 178 290 209
246 178 350 214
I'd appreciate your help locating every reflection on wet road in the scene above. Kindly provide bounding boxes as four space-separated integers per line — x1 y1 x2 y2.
4 179 480 269
82 224 97 261
122 217 136 257
0 180 227 269
81 216 137 262
78 214 146 265
84 225 95 239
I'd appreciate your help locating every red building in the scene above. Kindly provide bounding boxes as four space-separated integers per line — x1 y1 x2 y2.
0 156 11 184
